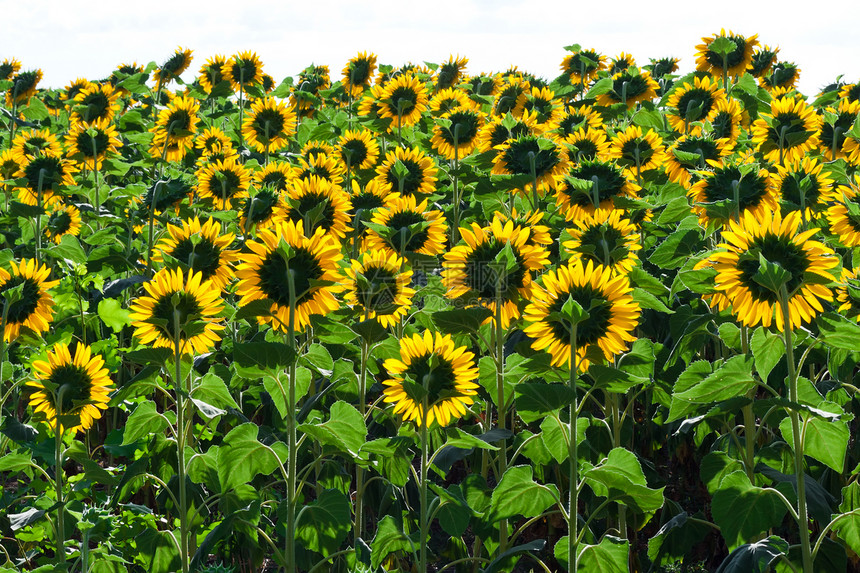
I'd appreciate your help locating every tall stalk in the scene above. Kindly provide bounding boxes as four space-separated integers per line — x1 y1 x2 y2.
568 324 579 573
172 309 190 573
285 266 298 571
54 412 66 568
418 406 430 573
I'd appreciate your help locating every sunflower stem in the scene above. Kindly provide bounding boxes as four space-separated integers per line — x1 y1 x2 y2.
90 135 101 232
778 286 814 573
172 309 190 573
419 404 430 573
35 168 46 260
452 125 461 246
528 150 539 213
238 63 246 150
355 336 369 542
285 266 298 573
609 391 627 539
54 416 66 569
740 325 757 483
494 284 508 555
145 181 162 279
7 98 19 150
568 324 579 573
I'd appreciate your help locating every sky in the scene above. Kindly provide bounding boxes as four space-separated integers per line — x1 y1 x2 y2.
6 0 860 98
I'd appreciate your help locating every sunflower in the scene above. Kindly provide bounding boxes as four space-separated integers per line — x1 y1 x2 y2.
751 96 821 165
466 73 501 97
44 204 82 245
106 62 144 94
442 219 550 328
350 179 398 215
239 188 286 233
130 268 225 355
844 135 860 167
225 51 264 92
555 106 603 139
609 52 636 75
0 150 22 191
198 54 228 94
196 156 252 210
15 154 78 206
826 177 860 247
10 128 63 163
435 54 468 91
553 159 640 220
0 259 58 342
565 127 610 163
760 62 801 93
152 217 239 291
195 126 234 157
563 209 641 274
522 86 563 129
0 58 21 81
382 331 479 427
302 140 335 162
523 259 640 371
836 267 860 322
493 77 530 117
608 126 666 175
772 157 835 220
61 78 95 107
235 220 342 333
337 129 381 171
596 70 659 109
242 97 297 154
295 153 345 187
255 160 296 192
149 132 193 164
344 251 415 327
708 209 837 331
152 95 200 146
378 73 429 130
282 175 353 241
475 112 538 154
666 75 727 134
69 83 120 124
840 83 860 104
430 106 484 160
357 83 387 119
64 118 123 170
154 46 193 89
749 45 779 78
560 48 607 86
429 88 471 116
5 69 42 106
665 134 735 189
493 208 552 247
709 97 745 141
26 342 112 434
648 57 681 79
688 159 779 228
695 30 759 78
292 64 330 114
374 146 438 197
365 195 448 257
343 51 378 97
491 134 569 197
819 98 860 160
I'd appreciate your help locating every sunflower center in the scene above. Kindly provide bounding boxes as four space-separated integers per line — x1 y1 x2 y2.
387 85 418 115
675 88 714 122
736 235 809 302
462 239 527 299
705 36 747 69
674 138 720 167
286 191 337 233
570 138 599 161
242 190 279 224
780 173 822 209
1 276 41 324
501 138 561 177
385 158 426 195
48 210 72 235
231 60 259 85
385 211 430 252
352 192 385 211
566 162 627 206
348 60 371 85
703 166 768 209
47 364 93 413
169 237 222 280
495 86 524 115
260 171 290 191
74 130 111 159
619 137 656 165
523 97 554 123
356 264 400 313
547 285 613 347
440 112 480 146
79 93 109 122
609 73 648 101
576 224 628 267
23 156 64 190
209 168 243 197
769 111 809 146
257 246 324 305
404 354 457 404
559 113 590 137
711 111 735 140
252 109 286 139
342 139 369 167
151 292 203 338
820 113 855 150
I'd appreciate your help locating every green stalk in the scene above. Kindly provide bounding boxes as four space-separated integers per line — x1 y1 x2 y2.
609 392 626 539
419 407 430 573
90 136 101 232
568 324 579 573
740 325 756 483
144 181 162 278
494 288 508 554
451 124 461 246
172 309 190 573
355 336 369 542
285 266 298 572
54 414 66 568
778 286 813 573
35 168 46 260
528 150 539 213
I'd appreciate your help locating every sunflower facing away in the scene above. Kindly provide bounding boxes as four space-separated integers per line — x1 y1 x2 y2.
342 51 378 97
665 75 727 134
152 217 240 291
224 51 264 92
5 69 42 107
153 95 200 146
563 209 642 275
198 54 228 94
491 134 569 197
15 154 78 206
70 83 120 124
242 97 297 154
435 54 469 91
665 134 735 189
523 259 641 372
44 204 82 245
836 267 860 323
560 48 607 86
819 98 860 161
365 195 448 257
382 331 479 428
565 128 611 163
64 118 123 170
295 153 345 187
154 46 193 88
130 267 225 355
442 219 550 328
195 126 234 158
772 157 835 220
553 159 640 221
337 129 381 171
708 209 837 331
429 88 471 116
344 251 415 327
235 219 343 333
27 342 113 434
751 96 821 165
375 146 438 197
282 175 353 241
196 156 252 210
688 160 780 228
608 125 666 175
10 128 63 163
378 73 430 130
827 176 860 247
695 30 759 78
430 106 485 160
556 105 603 139
595 70 659 109
0 259 59 342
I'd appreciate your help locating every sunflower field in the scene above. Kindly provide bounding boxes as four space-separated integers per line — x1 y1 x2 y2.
1 31 860 573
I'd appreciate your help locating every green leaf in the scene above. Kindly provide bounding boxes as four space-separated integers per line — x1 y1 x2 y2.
349 318 388 344
671 355 755 408
488 465 560 522
21 97 50 120
264 367 311 418
429 483 471 537
540 415 576 464
433 307 493 334
133 529 180 573
833 482 860 555
589 364 649 393
779 412 849 472
44 234 88 265
298 401 366 457
582 448 665 515
233 341 296 370
750 327 783 381
577 535 630 573
709 36 738 56
647 511 712 566
0 452 33 473
586 77 613 98
296 489 352 557
650 228 704 269
123 347 172 365
444 427 500 451
514 383 577 424
192 372 239 410
715 536 789 573
711 471 788 551
98 298 132 333
301 343 334 376
234 298 275 320
370 515 419 569
632 288 674 314
755 463 836 524
817 312 860 351
217 423 287 490
700 451 745 496
122 402 170 445
752 253 791 294
483 540 546 573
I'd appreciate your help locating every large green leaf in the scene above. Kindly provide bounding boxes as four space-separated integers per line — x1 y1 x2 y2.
97 298 132 332
833 481 860 555
298 400 366 458
370 515 419 569
576 535 629 572
483 540 545 573
750 326 783 382
429 483 471 537
514 383 577 424
711 471 788 551
669 355 755 420
714 536 789 573
192 372 239 410
817 311 860 351
700 451 745 496
647 510 712 566
582 448 664 515
264 367 311 419
217 423 287 490
488 465 560 522
779 411 849 472
666 360 713 422
133 529 180 573
122 402 171 445
296 489 351 557
432 307 493 334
